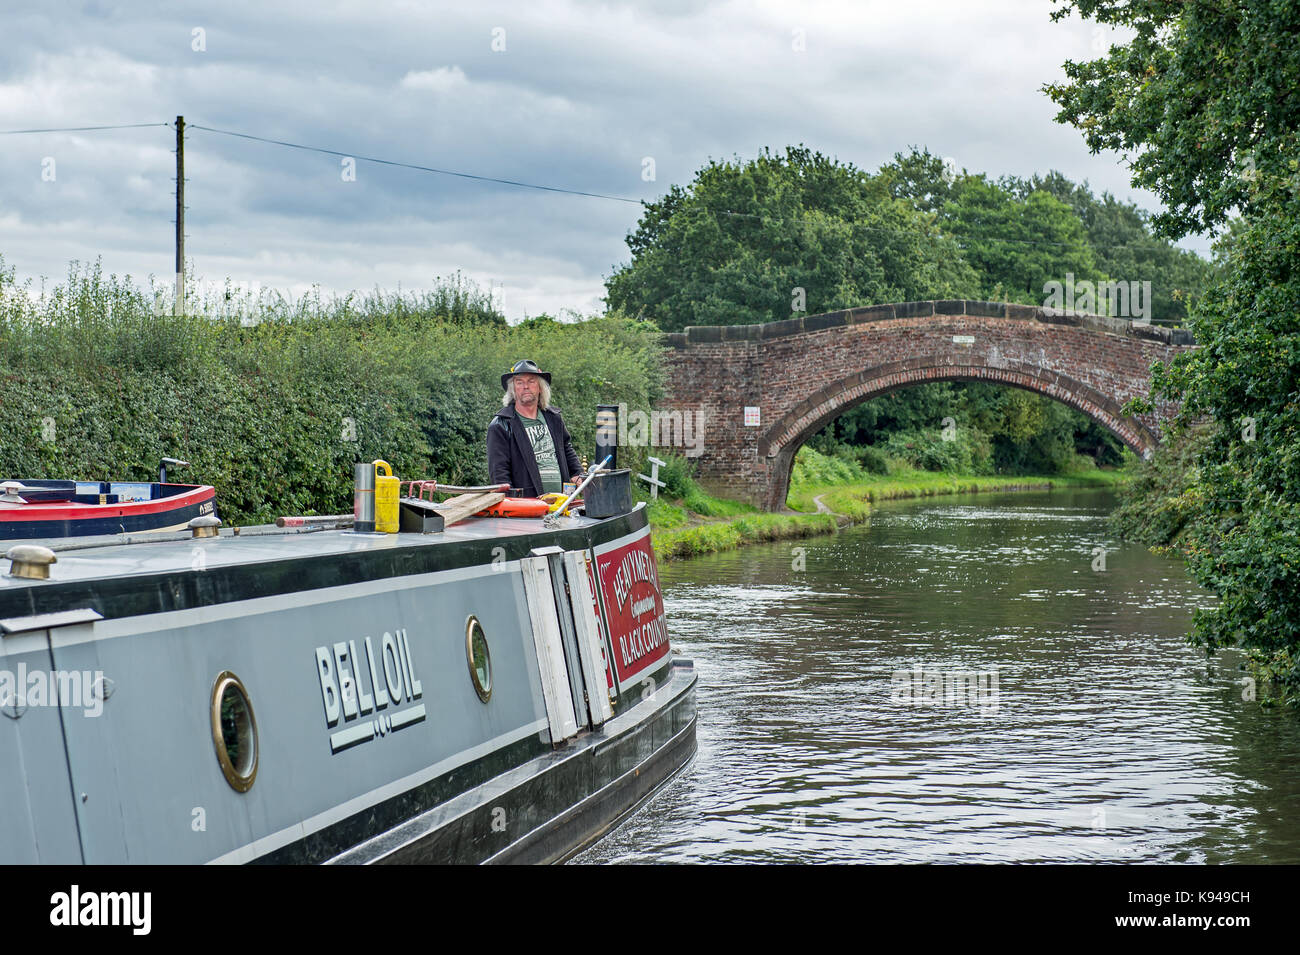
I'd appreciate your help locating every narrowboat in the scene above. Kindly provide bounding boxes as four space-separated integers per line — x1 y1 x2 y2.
0 481 696 864
0 478 217 540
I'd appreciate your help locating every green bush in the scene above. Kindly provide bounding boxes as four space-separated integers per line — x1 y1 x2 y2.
0 258 665 525
853 444 893 475
652 452 699 499
789 445 869 488
1109 425 1210 547
881 427 992 474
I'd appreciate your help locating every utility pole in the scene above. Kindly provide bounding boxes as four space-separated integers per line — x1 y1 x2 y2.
175 115 185 316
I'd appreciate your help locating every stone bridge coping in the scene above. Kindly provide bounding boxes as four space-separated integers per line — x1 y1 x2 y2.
661 300 1196 347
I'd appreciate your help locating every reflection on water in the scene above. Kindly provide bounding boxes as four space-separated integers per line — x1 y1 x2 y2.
574 489 1300 864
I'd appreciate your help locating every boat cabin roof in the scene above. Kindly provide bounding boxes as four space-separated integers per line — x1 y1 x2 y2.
0 508 637 600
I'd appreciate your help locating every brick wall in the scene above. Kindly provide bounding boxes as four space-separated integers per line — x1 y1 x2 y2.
659 300 1194 510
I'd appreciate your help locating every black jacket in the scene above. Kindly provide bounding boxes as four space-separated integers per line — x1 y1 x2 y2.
486 403 582 497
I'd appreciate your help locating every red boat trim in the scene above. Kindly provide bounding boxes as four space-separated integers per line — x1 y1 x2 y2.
0 486 215 522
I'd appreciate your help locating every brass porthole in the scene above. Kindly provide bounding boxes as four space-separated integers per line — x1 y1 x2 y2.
210 671 258 792
466 616 492 703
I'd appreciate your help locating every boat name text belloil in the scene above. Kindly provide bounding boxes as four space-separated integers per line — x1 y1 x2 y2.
315 629 426 753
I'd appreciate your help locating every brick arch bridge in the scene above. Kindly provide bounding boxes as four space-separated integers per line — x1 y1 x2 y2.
660 300 1195 511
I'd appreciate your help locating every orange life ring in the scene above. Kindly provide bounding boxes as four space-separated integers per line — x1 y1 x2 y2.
475 497 552 518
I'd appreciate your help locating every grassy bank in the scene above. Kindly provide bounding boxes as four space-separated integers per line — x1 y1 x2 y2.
646 446 1132 561
787 465 1130 514
644 490 837 560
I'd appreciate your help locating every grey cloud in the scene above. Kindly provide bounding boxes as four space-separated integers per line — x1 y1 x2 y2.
1 1 1193 321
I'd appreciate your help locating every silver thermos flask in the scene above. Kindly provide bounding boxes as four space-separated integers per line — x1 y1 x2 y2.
353 462 376 533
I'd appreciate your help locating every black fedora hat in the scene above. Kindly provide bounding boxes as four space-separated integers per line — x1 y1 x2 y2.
501 359 552 390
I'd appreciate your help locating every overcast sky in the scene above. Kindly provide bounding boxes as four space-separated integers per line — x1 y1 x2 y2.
0 0 1206 321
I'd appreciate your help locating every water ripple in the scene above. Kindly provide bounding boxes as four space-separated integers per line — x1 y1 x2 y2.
575 489 1300 864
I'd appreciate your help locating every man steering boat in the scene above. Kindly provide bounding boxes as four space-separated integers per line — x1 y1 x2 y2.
486 359 583 498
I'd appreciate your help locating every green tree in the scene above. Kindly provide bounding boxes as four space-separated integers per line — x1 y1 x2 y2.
944 176 1097 304
882 148 1217 320
1045 0 1300 240
1018 171 1218 324
605 146 979 330
1047 0 1300 703
877 147 964 215
880 148 1100 303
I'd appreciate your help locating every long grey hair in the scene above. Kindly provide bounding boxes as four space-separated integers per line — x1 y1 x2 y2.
503 376 551 409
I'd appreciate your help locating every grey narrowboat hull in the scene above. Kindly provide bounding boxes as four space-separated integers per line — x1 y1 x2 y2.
333 658 696 865
0 504 694 864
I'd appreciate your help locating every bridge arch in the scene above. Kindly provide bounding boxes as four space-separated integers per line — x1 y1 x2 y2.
759 363 1160 513
660 300 1193 510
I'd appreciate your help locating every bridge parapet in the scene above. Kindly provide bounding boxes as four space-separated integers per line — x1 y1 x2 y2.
662 300 1195 348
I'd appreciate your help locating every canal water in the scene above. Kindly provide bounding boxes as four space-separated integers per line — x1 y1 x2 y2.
574 488 1300 864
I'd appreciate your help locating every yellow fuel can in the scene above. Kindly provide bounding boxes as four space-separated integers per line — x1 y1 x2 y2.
373 460 400 533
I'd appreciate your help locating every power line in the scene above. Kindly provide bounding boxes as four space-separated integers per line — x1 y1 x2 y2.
0 117 1216 257
187 123 643 204
0 122 170 135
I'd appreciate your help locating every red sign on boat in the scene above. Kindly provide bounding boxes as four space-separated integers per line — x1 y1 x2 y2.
593 529 669 683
